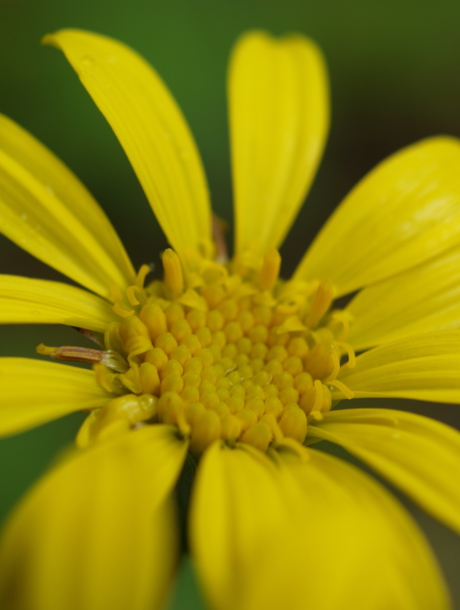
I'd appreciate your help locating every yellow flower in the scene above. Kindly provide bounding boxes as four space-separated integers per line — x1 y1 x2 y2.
0 28 460 610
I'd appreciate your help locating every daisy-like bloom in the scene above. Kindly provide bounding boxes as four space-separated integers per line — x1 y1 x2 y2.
1 28 460 610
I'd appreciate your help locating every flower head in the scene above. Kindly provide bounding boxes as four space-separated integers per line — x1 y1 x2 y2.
1 28 460 610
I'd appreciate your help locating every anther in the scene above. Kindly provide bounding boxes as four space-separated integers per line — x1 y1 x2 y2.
162 249 184 299
126 285 141 306
256 249 281 292
139 303 168 339
119 316 152 358
136 263 153 289
304 280 334 328
36 343 104 364
328 379 354 400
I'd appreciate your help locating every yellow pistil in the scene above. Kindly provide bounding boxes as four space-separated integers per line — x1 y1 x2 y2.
40 248 355 453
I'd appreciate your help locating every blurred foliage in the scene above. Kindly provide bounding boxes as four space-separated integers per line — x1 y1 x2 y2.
0 1 459 608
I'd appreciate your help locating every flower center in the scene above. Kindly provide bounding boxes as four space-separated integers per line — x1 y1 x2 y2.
41 249 355 453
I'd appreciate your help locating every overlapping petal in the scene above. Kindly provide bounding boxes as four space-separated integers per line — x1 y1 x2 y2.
0 115 135 299
190 443 306 610
44 29 213 269
190 442 449 610
229 31 329 258
346 246 460 349
309 408 460 534
295 137 460 296
0 358 112 436
0 275 116 332
335 330 460 403
276 449 450 610
0 425 187 610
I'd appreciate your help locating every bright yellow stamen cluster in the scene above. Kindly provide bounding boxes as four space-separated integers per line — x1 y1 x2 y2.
79 250 354 453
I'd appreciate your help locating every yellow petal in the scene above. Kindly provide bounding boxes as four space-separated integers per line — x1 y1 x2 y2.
336 330 460 402
0 425 187 610
295 137 460 296
347 246 460 349
230 32 329 258
44 29 213 268
276 449 450 610
309 408 460 535
0 114 135 298
190 441 449 610
190 442 307 610
0 358 112 436
0 274 116 332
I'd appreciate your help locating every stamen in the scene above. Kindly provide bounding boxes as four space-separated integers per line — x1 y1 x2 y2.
304 280 334 328
93 363 124 394
84 248 355 454
257 248 281 292
178 289 208 311
311 379 324 412
212 214 229 263
260 413 284 443
162 249 184 299
126 286 141 306
112 302 135 318
328 379 355 399
36 343 104 364
136 263 153 289
326 351 341 381
337 341 356 368
76 393 157 448
139 304 167 339
329 310 351 341
119 316 152 359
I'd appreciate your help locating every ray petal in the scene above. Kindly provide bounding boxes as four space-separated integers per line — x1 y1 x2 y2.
190 442 305 610
335 330 460 403
295 137 460 296
0 358 113 436
276 448 450 610
190 441 449 610
309 408 460 534
44 29 213 268
347 246 460 350
229 31 329 258
0 425 187 610
0 114 135 298
0 275 116 332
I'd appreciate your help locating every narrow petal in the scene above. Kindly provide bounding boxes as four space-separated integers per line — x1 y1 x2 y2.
230 32 329 258
335 330 460 403
0 358 112 436
0 114 135 298
309 408 460 535
0 275 116 332
276 449 450 610
44 30 213 268
347 246 460 349
295 137 460 296
0 425 187 610
190 442 449 610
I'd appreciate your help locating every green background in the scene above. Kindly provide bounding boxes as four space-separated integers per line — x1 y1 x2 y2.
0 0 459 608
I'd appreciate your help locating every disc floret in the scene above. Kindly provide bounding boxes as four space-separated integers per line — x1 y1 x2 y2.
55 249 355 453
